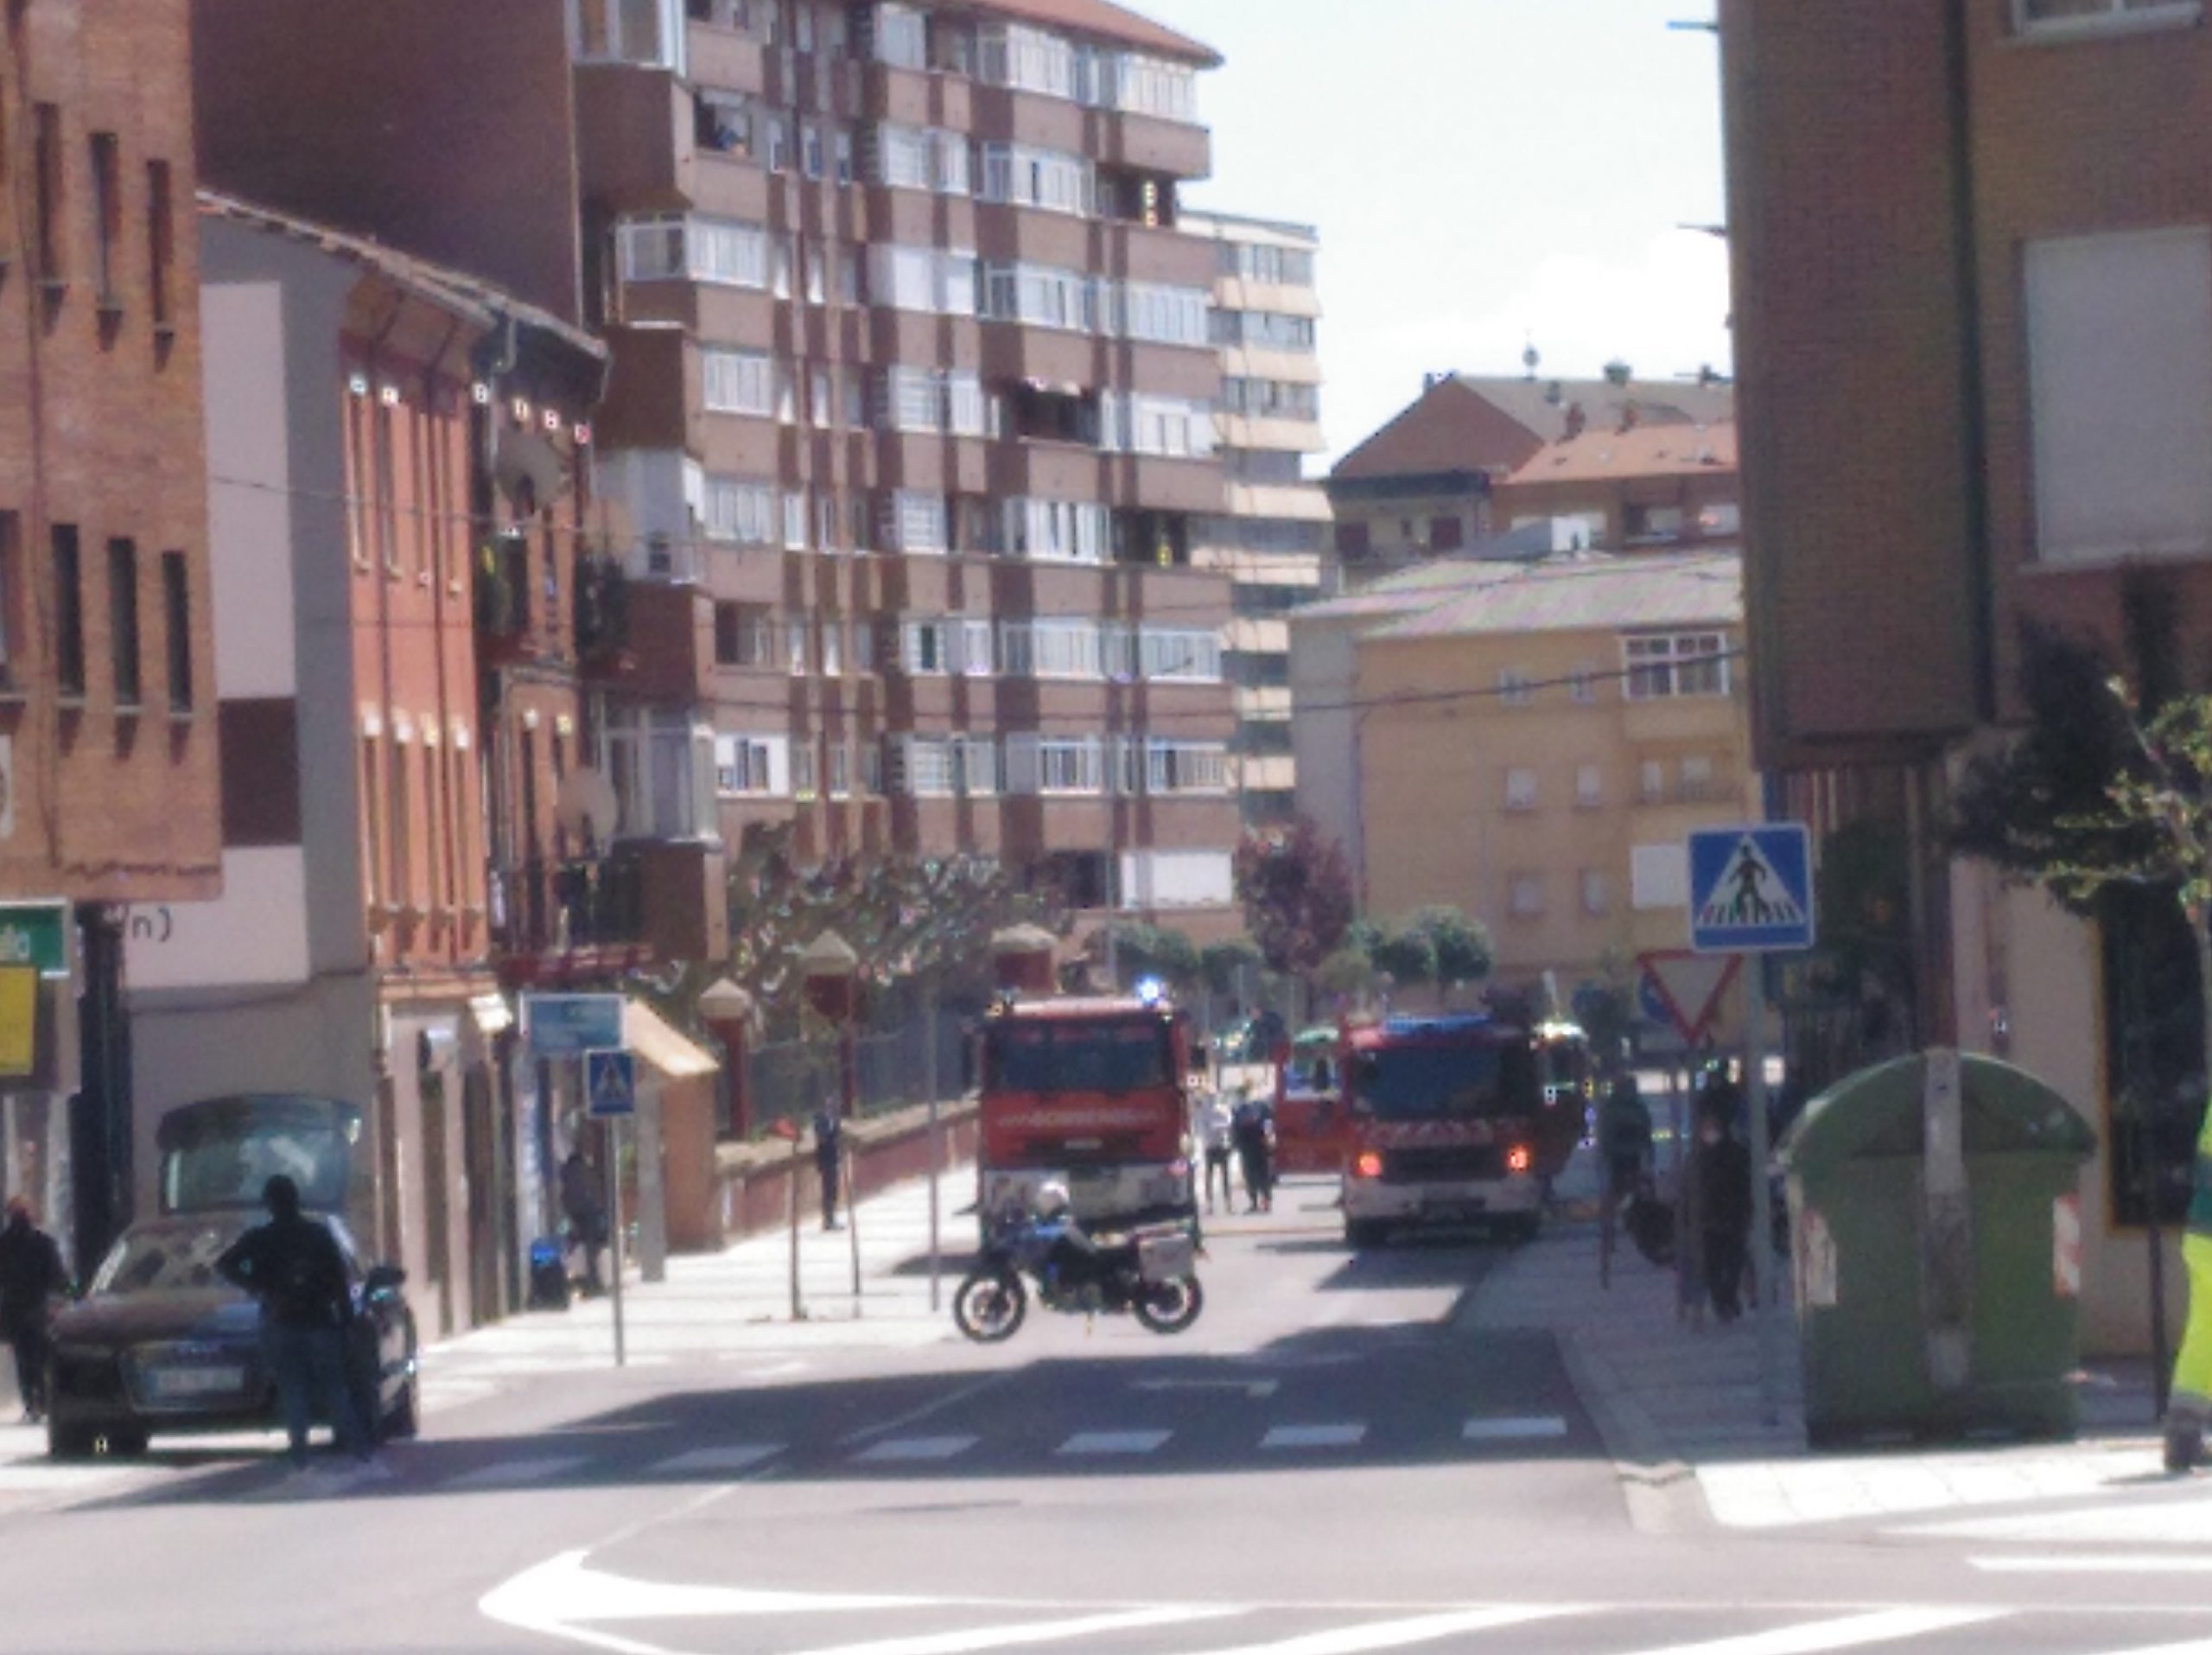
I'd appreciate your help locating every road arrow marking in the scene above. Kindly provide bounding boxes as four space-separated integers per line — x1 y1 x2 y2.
1130 1378 1279 1398
1185 1606 1580 1655
1617 1607 2006 1654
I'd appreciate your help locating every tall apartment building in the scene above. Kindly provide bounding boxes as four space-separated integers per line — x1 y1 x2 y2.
570 0 1240 927
1182 210 1326 827
1718 0 2212 1353
0 3 223 1267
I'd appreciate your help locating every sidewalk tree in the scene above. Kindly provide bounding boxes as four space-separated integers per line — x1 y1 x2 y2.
1367 918 1437 993
1094 922 1201 993
1233 818 1356 1004
1199 937 1263 999
1410 906 1493 992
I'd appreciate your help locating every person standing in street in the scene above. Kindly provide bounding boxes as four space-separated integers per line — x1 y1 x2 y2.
1196 1089 1236 1213
1692 1103 1753 1321
812 1103 843 1231
560 1149 608 1295
1231 1091 1274 1213
0 1199 67 1422
2165 1099 2212 1471
215 1175 378 1474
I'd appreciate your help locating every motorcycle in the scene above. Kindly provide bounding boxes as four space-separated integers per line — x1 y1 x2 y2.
953 1215 1205 1342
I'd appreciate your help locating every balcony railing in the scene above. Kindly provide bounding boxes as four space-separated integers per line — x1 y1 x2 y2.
492 856 647 959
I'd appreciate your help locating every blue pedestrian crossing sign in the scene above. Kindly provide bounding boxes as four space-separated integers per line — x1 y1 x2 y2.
586 1049 637 1118
1688 824 1816 955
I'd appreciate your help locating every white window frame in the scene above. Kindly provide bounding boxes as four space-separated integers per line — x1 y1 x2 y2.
714 732 785 799
702 347 776 417
1499 669 1534 708
1145 739 1229 796
1503 767 1538 812
702 475 778 544
617 213 768 288
1623 632 1732 701
2013 0 2202 37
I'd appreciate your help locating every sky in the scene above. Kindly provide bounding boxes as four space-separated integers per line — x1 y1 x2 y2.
1137 0 1734 466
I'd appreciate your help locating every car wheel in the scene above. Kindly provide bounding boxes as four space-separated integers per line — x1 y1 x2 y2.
1344 1219 1388 1250
48 1419 94 1460
381 1367 420 1441
99 1426 149 1457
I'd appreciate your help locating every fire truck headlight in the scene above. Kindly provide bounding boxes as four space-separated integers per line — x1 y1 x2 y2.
1353 1150 1384 1180
1505 1143 1533 1176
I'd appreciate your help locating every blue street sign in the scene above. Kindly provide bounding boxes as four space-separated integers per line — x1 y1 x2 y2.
526 993 624 1055
586 1048 637 1118
1688 824 1816 955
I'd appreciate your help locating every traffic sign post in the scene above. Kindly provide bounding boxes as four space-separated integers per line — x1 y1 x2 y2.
585 1049 638 1367
524 993 625 1056
1685 824 1818 1430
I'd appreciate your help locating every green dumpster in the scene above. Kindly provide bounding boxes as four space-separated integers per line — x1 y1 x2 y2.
1777 1052 2096 1447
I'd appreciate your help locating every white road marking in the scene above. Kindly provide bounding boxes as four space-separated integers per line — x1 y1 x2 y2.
1130 1378 1279 1398
654 1444 785 1475
2069 1639 2212 1655
1057 1429 1172 1456
446 1454 590 1490
782 1604 1242 1655
1262 1424 1367 1450
853 1435 977 1464
1461 1416 1568 1442
1904 1494 2212 1545
1171 1605 1578 1654
1616 1607 2008 1654
1973 1554 2212 1575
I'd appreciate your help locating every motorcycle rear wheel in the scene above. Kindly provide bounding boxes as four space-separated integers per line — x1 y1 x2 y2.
953 1269 1027 1343
1134 1274 1205 1334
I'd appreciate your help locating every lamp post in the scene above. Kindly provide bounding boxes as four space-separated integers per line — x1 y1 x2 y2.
802 929 864 1302
697 977 756 1141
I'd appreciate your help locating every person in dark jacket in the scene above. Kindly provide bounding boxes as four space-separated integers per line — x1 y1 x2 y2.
0 1199 67 1422
216 1175 374 1470
1230 1092 1274 1213
560 1149 608 1293
1692 1104 1754 1321
812 1104 843 1231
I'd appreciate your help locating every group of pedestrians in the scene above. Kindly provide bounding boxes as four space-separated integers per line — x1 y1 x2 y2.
1599 1073 1757 1323
1196 1086 1275 1213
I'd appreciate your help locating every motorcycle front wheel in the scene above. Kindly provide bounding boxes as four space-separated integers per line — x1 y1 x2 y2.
953 1268 1028 1343
1133 1274 1205 1334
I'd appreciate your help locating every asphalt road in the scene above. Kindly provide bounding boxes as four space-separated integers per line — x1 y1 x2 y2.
5 1182 2212 1653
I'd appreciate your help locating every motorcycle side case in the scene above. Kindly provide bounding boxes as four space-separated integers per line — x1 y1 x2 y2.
1138 1231 1196 1283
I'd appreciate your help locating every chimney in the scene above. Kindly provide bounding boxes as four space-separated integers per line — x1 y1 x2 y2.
1603 359 1633 387
1618 402 1642 434
1563 403 1587 440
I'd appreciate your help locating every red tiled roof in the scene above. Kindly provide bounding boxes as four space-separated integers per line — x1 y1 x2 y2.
1332 374 1738 485
934 0 1221 66
1503 422 1738 487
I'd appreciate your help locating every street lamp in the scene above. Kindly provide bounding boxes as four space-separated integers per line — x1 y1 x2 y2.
697 977 756 1140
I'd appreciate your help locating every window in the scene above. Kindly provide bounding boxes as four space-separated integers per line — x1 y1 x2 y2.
868 244 979 315
1221 378 1320 421
695 87 753 156
702 476 778 544
1581 871 1611 917
957 735 999 797
1146 740 1229 794
801 122 824 180
978 22 1077 98
873 122 969 194
1104 282 1210 347
872 2 927 67
714 602 776 667
821 619 843 676
978 143 1094 215
1632 843 1689 910
1001 617 1100 678
147 160 175 329
1681 754 1718 801
827 742 851 798
1569 665 1598 704
1624 633 1731 699
791 740 818 799
702 348 777 417
2014 0 2201 35
108 538 140 707
389 728 413 913
786 618 809 675
1098 391 1215 459
1224 240 1315 287
1503 767 1537 812
1575 764 1603 809
1003 498 1106 563
53 525 84 698
834 128 855 186
1081 48 1198 122
1140 629 1222 681
810 368 831 427
861 740 884 794
89 132 120 303
617 213 769 287
982 262 1096 331
880 367 990 435
34 104 61 283
715 733 784 796
1510 875 1545 917
886 490 949 554
1498 669 1534 708
889 735 957 797
2025 225 2212 563
1006 735 1104 795
1212 309 1317 352
1639 760 1667 804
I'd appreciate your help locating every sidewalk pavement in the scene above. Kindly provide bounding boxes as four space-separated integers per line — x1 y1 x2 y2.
1466 1151 2169 1533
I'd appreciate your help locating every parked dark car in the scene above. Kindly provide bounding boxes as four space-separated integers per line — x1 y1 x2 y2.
44 1092 418 1459
45 1212 419 1458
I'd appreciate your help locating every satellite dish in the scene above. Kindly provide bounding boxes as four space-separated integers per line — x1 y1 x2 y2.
556 767 620 844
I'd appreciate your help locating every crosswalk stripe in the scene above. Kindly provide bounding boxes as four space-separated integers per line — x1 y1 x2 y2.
1262 1424 1367 1450
1166 1606 1579 1654
1461 1416 1567 1442
1616 1607 2007 1654
653 1444 784 1475
1057 1430 1172 1456
782 1605 1240 1655
1973 1555 2212 1575
2071 1639 2212 1654
853 1435 977 1464
445 1455 589 1490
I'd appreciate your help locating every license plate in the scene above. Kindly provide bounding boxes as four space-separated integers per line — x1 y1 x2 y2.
147 1365 245 1399
1421 1197 1484 1219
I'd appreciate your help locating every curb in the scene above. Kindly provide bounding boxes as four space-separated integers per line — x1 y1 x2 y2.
1554 1330 1707 1537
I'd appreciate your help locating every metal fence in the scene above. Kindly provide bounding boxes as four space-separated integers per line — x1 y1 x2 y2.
741 1004 972 1136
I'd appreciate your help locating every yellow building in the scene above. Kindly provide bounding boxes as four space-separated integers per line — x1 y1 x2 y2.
1293 551 1753 1009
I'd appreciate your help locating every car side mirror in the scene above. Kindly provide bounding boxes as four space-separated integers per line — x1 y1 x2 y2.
364 1264 405 1297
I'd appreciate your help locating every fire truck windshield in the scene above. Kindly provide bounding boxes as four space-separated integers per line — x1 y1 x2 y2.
1351 1041 1540 1120
984 1021 1175 1095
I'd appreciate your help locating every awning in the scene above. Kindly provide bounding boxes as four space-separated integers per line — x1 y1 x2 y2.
624 998 720 1079
470 992 515 1037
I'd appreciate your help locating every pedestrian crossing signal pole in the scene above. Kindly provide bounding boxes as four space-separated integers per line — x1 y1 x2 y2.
1745 961 1778 1428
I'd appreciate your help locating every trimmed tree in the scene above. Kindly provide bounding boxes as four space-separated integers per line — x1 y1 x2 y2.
1410 906 1494 993
1233 818 1356 1003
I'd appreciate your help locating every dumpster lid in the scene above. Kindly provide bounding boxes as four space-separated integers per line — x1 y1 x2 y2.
1777 1052 2095 1174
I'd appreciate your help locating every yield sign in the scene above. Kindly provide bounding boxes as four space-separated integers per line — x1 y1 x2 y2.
1636 950 1741 1044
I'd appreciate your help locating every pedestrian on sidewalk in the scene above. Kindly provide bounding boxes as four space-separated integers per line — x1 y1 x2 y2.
560 1149 608 1295
813 1104 843 1231
1231 1090 1274 1213
2165 1098 2212 1471
0 1199 67 1422
1196 1089 1236 1213
215 1175 377 1474
1692 1102 1753 1322
1599 1075 1654 1199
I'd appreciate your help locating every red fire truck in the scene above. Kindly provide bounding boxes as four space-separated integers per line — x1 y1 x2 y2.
1338 1013 1548 1247
975 995 1198 1233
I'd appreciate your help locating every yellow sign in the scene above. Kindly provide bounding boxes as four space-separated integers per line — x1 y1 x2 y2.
0 966 35 1077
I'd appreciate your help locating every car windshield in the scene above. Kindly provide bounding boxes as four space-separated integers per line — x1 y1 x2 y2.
90 1224 242 1297
985 1021 1175 1095
1351 1041 1540 1120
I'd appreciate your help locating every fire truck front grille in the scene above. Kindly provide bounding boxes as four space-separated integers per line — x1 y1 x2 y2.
1382 1145 1502 1184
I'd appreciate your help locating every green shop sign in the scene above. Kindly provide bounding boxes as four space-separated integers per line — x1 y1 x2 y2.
0 903 67 977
